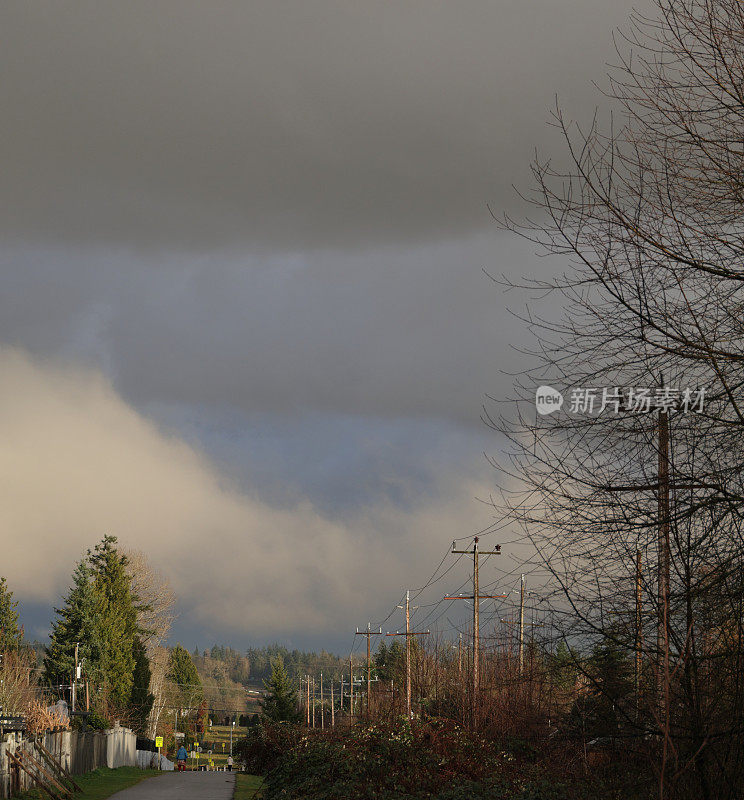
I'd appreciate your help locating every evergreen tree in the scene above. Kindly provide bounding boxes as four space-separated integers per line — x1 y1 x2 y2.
588 639 632 699
43 560 99 687
168 644 203 706
374 640 405 687
565 639 632 740
44 537 154 724
130 637 154 733
373 641 388 678
261 656 300 722
549 640 578 691
89 535 139 706
0 577 23 650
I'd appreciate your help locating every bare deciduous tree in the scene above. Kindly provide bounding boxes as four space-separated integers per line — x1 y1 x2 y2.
123 549 176 738
487 1 744 798
124 549 176 652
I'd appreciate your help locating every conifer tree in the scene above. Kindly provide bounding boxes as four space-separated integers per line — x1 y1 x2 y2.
89 535 139 706
0 577 23 650
43 560 99 687
549 641 577 691
45 537 155 724
130 636 154 733
167 643 203 707
374 640 405 687
261 656 300 722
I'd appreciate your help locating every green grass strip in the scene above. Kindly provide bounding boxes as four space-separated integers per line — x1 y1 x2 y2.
233 773 265 800
17 766 162 800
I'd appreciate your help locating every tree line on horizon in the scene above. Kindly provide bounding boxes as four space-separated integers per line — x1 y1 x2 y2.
193 643 351 686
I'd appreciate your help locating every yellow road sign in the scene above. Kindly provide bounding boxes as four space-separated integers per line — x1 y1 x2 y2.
155 737 164 748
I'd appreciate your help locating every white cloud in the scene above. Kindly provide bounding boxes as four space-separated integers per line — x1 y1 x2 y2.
0 347 498 638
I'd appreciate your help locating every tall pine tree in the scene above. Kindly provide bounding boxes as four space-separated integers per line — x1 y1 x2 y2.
45 537 155 725
261 656 300 722
167 644 203 708
0 577 23 650
43 560 100 687
89 535 139 707
130 636 154 733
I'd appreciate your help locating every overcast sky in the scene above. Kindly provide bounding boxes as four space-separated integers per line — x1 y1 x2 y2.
2 0 645 654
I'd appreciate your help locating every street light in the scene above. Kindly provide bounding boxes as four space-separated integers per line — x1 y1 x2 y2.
230 719 235 756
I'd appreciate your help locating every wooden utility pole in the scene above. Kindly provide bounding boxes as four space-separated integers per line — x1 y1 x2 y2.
635 549 643 718
331 680 335 727
447 538 504 724
658 409 671 709
72 642 79 713
519 575 525 675
658 404 672 766
386 590 429 718
512 574 545 675
502 610 543 667
356 623 381 719
306 675 311 727
320 673 324 730
349 657 354 719
311 677 316 728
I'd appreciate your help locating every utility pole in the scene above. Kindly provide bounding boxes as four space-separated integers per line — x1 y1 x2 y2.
635 549 643 718
356 623 381 720
657 395 673 800
658 406 671 724
458 632 466 725
349 657 354 719
72 642 79 713
320 673 324 730
519 575 525 675
331 679 335 727
386 590 429 719
311 677 315 728
512 575 544 675
501 609 542 671
447 538 504 725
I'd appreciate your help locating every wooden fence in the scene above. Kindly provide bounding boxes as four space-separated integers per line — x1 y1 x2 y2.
0 724 170 798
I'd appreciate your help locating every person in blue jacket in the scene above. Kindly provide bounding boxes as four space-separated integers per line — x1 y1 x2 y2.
176 744 188 771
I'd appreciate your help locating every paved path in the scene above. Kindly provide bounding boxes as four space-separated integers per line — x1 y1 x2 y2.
111 772 236 800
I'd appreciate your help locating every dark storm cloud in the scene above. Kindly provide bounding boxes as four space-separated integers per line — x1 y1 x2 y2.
3 0 640 250
0 235 533 425
142 405 492 515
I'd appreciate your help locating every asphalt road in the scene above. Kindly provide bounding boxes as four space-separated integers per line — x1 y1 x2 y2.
110 772 236 800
